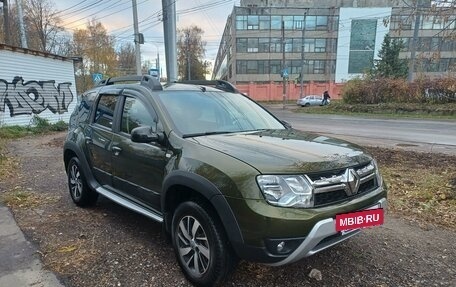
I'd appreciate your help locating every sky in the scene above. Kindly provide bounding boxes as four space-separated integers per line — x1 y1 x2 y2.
55 0 241 75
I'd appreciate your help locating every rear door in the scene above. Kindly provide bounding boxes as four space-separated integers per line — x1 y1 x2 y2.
86 91 121 186
111 91 167 211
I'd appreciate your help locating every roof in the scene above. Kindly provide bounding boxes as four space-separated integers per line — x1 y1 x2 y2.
0 44 77 62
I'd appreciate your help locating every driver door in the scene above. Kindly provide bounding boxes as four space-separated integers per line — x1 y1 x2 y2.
111 93 167 212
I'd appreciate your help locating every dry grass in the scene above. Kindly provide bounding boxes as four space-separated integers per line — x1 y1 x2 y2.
369 147 456 230
0 188 60 208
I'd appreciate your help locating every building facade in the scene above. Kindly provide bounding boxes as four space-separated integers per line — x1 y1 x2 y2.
212 0 456 99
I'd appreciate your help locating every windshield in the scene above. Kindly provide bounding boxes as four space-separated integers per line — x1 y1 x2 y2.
158 90 285 136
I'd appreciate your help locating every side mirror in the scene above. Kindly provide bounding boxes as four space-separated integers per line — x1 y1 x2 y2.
131 126 159 143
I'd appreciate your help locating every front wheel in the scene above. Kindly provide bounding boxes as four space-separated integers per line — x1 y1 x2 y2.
67 157 98 207
172 201 236 286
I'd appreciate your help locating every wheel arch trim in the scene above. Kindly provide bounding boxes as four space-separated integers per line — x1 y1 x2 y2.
162 170 244 247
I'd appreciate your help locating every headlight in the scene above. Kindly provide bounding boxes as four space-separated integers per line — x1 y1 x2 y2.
257 175 314 208
372 159 383 188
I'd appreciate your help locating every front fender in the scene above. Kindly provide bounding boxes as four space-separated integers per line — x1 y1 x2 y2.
162 170 244 248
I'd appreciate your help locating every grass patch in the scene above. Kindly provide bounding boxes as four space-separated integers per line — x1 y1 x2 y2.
292 101 456 119
368 147 456 229
0 188 60 208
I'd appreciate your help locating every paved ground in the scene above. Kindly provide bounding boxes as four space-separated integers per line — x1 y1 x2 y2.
0 205 64 287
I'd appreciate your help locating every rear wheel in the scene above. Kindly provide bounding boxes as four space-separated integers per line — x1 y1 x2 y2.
67 157 98 207
172 201 236 286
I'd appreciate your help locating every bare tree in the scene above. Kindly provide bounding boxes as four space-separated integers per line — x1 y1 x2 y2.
24 0 64 53
117 42 136 76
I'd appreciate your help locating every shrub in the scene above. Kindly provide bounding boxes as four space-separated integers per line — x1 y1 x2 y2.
342 76 456 104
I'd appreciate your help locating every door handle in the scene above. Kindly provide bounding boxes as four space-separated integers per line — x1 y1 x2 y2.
112 146 122 156
85 136 92 144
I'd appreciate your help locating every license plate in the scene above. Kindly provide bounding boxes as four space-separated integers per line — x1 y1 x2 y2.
336 208 384 232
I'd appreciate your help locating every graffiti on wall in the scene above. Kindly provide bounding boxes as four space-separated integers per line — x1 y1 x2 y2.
0 76 74 117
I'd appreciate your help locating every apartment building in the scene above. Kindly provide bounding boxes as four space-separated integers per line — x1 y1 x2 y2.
212 0 455 99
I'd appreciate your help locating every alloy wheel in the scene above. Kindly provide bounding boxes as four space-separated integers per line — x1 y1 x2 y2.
176 215 211 276
69 163 82 200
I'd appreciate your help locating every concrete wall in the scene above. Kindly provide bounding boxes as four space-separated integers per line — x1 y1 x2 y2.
0 46 77 126
236 81 344 101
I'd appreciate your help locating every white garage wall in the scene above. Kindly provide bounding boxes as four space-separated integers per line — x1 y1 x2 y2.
0 47 77 126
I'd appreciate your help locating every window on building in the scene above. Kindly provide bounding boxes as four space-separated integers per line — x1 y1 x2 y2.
236 15 247 30
258 60 269 74
294 16 304 30
292 38 302 53
284 16 294 29
236 38 247 53
303 38 314 52
315 39 326 52
284 39 292 52
418 37 432 51
271 16 282 29
247 61 258 73
236 60 247 74
314 60 325 74
316 16 328 30
305 16 316 30
247 15 259 30
270 60 282 74
259 16 270 29
270 38 282 53
247 38 259 52
441 37 456 51
259 38 269 52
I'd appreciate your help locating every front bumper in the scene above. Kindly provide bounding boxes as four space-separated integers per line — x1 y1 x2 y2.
266 197 387 266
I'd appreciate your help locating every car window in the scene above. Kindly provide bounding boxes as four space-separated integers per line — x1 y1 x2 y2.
121 97 156 134
94 94 118 129
158 91 285 136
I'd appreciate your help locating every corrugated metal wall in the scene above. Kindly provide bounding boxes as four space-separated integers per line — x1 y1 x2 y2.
0 49 77 126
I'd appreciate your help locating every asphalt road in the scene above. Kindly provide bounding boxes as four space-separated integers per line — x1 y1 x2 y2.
267 105 456 155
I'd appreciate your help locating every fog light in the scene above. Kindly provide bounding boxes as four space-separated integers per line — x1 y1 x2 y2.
277 241 285 252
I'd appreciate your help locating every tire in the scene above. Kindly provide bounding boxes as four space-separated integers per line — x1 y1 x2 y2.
171 201 236 286
67 157 98 207
304 103 310 107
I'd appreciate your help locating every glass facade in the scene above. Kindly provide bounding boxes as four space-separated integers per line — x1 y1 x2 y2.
348 19 377 74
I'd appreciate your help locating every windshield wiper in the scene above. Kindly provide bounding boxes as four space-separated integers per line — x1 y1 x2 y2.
182 131 236 138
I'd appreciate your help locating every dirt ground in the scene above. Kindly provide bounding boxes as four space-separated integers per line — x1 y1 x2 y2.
1 132 455 287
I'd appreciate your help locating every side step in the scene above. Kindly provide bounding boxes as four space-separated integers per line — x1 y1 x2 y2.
96 186 163 223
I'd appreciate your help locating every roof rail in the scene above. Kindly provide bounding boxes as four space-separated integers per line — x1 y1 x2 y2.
176 80 239 93
98 75 163 91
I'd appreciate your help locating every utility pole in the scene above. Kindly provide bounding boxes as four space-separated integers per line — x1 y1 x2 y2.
15 0 27 48
300 11 307 99
408 0 425 82
132 0 142 75
1 0 10 45
162 0 178 83
186 32 191 80
281 20 287 109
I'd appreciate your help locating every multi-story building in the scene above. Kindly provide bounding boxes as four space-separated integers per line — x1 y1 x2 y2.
212 0 456 100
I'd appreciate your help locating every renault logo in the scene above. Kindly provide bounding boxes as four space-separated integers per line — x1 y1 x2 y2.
344 168 360 196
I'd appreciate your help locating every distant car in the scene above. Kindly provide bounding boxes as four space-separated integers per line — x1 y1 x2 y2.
296 95 329 107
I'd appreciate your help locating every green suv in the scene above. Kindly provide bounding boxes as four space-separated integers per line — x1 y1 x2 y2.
63 76 387 286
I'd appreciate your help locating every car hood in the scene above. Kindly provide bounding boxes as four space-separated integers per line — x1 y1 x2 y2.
190 129 372 174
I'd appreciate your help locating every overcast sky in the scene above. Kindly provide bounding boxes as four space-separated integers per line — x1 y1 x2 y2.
55 0 241 74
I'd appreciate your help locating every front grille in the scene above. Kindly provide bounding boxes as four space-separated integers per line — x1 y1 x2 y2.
309 162 379 207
